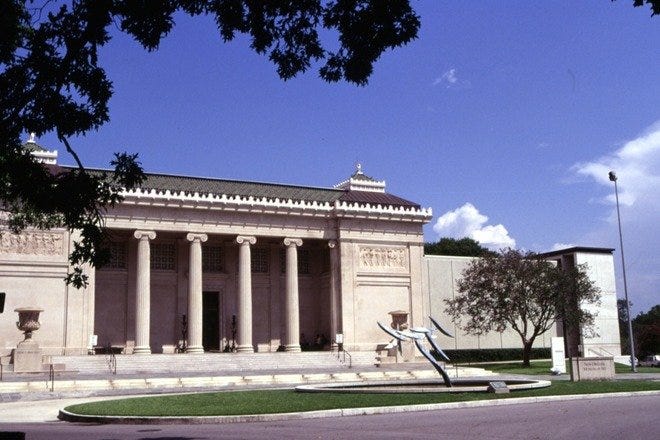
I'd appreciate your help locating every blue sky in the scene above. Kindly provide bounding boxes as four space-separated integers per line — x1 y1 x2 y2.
35 1 659 314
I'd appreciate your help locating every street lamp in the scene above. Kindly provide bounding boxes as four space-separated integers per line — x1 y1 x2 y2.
608 171 636 372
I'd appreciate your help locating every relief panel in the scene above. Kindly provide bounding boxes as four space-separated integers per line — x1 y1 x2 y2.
357 246 408 274
0 230 66 262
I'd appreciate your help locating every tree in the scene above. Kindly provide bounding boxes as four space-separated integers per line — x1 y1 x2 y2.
1 1 420 287
424 237 496 258
632 305 659 357
445 249 601 366
617 0 660 15
617 298 632 354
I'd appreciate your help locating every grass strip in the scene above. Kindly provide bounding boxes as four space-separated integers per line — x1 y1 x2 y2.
456 361 658 375
65 380 660 417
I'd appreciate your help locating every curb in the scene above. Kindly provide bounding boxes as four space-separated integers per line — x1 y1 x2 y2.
58 390 660 425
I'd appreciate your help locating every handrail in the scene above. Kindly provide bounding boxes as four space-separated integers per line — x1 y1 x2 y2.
342 349 352 369
332 344 352 369
105 343 117 375
47 363 54 392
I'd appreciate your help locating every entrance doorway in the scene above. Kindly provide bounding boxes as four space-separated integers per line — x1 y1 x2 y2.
202 291 221 351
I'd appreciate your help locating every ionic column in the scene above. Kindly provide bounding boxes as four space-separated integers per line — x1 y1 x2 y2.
235 235 256 353
283 238 303 352
133 230 156 355
186 233 208 354
328 240 341 350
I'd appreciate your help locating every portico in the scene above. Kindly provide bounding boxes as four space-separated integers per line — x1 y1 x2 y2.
89 166 431 355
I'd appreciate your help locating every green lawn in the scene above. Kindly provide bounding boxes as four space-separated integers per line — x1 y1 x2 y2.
457 360 658 376
65 380 660 417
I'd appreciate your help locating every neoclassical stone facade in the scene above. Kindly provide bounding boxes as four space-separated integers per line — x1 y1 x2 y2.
1 145 433 355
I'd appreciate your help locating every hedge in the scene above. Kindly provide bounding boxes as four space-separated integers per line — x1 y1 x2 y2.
434 348 551 363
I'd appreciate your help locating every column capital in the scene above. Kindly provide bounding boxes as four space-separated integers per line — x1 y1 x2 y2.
235 235 257 245
283 237 303 247
328 240 338 249
186 233 208 243
134 230 156 241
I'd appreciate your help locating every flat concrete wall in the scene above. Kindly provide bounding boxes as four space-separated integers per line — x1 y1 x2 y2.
422 255 554 351
574 252 622 357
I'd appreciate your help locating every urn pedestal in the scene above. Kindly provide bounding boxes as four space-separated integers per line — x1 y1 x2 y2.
12 307 44 373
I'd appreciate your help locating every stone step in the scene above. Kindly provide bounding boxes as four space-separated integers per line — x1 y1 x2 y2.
51 351 378 374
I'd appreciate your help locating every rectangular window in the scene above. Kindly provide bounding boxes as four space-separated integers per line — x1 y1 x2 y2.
251 247 270 273
202 245 223 273
279 248 311 275
298 249 311 275
151 243 176 271
107 242 127 269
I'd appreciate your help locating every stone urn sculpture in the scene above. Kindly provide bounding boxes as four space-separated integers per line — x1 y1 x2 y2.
13 307 44 372
15 307 44 341
388 310 409 331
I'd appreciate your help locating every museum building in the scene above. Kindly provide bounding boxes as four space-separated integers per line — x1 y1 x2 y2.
0 140 622 360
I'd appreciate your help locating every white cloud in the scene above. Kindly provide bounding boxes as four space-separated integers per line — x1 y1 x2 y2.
433 68 460 87
432 203 516 250
569 121 660 314
572 122 660 208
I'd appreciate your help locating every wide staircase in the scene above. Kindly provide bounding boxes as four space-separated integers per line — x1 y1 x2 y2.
51 350 379 376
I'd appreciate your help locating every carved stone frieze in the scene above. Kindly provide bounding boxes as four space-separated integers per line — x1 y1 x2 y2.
0 231 64 256
358 246 407 269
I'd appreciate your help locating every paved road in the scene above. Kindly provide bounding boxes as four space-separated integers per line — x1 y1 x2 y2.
1 394 658 440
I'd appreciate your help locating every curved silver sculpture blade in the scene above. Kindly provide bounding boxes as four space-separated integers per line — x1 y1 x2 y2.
377 321 407 341
414 338 452 387
425 332 451 362
398 329 425 340
410 326 430 334
429 316 454 338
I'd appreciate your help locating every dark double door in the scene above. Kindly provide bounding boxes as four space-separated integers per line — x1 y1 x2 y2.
202 291 221 351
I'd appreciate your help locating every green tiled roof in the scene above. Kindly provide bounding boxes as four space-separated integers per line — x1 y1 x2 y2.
139 172 343 203
71 167 421 208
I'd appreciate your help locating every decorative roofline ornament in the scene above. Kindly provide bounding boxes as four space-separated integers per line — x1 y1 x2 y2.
334 163 386 193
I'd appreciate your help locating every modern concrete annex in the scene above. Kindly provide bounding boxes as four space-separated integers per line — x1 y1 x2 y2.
0 141 622 360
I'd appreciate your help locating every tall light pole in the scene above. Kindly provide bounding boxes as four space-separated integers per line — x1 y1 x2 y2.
608 171 636 372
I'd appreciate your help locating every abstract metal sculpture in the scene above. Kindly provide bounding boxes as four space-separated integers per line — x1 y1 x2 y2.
378 316 455 387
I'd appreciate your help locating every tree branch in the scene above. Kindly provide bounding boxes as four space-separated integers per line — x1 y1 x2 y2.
57 132 85 170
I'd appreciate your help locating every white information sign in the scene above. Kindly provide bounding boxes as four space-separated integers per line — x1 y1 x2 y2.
551 337 566 374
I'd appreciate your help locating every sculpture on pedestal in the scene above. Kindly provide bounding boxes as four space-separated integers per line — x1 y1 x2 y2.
13 307 44 372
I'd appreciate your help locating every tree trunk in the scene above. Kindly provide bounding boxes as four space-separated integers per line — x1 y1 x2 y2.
522 340 534 367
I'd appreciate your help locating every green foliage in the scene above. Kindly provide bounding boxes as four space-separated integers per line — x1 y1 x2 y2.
462 360 556 376
618 299 632 355
632 305 660 357
445 249 601 366
617 0 660 16
64 381 660 417
440 348 551 364
0 1 420 287
424 237 496 257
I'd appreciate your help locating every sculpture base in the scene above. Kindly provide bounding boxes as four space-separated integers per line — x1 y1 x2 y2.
12 339 43 373
397 340 416 362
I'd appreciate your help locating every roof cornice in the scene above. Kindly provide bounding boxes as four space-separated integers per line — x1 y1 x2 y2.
119 187 432 222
